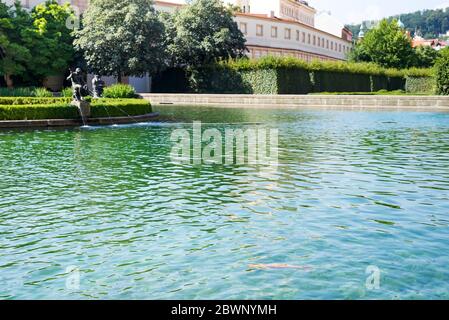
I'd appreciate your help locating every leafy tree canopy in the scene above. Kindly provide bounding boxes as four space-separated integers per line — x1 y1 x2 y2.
347 7 449 40
74 0 165 81
0 1 33 87
163 0 247 69
30 0 76 78
349 19 416 69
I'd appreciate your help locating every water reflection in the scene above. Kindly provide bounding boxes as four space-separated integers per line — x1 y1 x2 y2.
1 106 449 299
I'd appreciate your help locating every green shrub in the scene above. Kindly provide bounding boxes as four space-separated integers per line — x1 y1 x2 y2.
152 56 436 94
103 84 137 99
61 87 73 98
0 103 78 120
91 99 152 117
0 97 71 105
33 87 54 97
435 55 449 95
0 87 36 97
152 68 190 93
405 76 436 94
0 98 152 120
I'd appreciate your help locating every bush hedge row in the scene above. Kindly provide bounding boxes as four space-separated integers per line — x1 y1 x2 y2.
405 76 436 95
0 98 152 120
435 55 449 95
152 57 434 95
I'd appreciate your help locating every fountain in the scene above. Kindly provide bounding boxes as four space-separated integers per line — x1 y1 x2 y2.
67 68 91 126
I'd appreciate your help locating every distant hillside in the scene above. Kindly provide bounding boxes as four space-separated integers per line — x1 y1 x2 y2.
347 7 449 40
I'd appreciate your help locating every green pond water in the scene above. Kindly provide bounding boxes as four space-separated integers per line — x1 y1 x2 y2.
1 105 449 300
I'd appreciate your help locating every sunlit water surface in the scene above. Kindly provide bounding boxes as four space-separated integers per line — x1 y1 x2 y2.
1 105 449 299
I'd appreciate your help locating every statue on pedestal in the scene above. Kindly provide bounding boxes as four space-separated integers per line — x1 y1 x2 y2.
67 68 90 124
67 68 87 102
92 75 105 98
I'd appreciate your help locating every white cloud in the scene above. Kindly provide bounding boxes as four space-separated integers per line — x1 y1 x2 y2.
434 2 449 9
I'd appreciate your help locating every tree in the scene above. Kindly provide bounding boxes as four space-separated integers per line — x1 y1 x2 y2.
347 7 449 40
350 19 415 69
0 1 33 87
163 0 246 69
435 54 449 95
414 45 440 68
29 0 76 79
74 0 165 82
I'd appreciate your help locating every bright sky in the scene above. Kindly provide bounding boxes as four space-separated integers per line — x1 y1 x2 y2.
169 0 449 24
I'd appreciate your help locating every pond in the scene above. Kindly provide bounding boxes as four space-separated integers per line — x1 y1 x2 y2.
1 105 449 299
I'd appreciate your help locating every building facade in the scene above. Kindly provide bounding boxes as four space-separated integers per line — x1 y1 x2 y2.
155 0 352 62
7 0 352 91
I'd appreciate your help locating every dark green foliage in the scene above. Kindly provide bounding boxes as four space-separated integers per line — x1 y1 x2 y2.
152 68 190 93
74 0 165 80
414 45 441 68
347 7 449 40
435 55 449 95
405 76 436 94
162 0 246 70
102 84 137 99
388 77 407 91
349 19 416 69
90 99 152 117
0 98 152 120
0 1 76 87
277 69 312 94
153 57 422 94
0 103 77 120
0 97 70 105
312 71 371 92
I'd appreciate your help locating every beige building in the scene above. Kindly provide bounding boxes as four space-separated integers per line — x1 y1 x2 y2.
7 0 352 91
155 0 353 62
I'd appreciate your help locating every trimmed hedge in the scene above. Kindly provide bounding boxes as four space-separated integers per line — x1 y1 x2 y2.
90 99 152 118
152 57 432 94
435 55 449 95
0 97 71 105
0 98 152 120
405 76 436 95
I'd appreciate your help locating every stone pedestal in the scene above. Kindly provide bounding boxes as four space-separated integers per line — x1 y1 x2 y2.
72 100 91 125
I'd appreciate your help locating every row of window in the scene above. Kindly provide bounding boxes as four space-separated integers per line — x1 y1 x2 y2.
239 22 351 54
250 48 336 62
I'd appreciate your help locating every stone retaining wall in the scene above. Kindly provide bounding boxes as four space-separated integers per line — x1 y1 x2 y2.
141 94 449 110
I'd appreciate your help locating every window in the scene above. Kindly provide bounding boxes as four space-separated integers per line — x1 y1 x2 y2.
326 39 329 49
271 26 278 38
296 30 300 41
313 35 316 46
318 37 321 47
339 44 342 52
285 28 291 40
302 32 306 43
256 24 264 36
240 22 247 35
308 34 311 44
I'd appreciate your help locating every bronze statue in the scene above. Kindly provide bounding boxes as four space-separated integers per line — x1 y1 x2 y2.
67 68 87 101
92 75 105 98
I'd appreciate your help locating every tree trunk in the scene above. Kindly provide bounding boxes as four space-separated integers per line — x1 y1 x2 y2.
4 74 13 88
117 73 122 84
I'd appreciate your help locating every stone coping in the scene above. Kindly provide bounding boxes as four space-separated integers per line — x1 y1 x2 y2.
0 113 159 129
141 94 449 110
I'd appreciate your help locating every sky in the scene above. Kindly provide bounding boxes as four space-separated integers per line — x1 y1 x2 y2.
168 0 449 24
